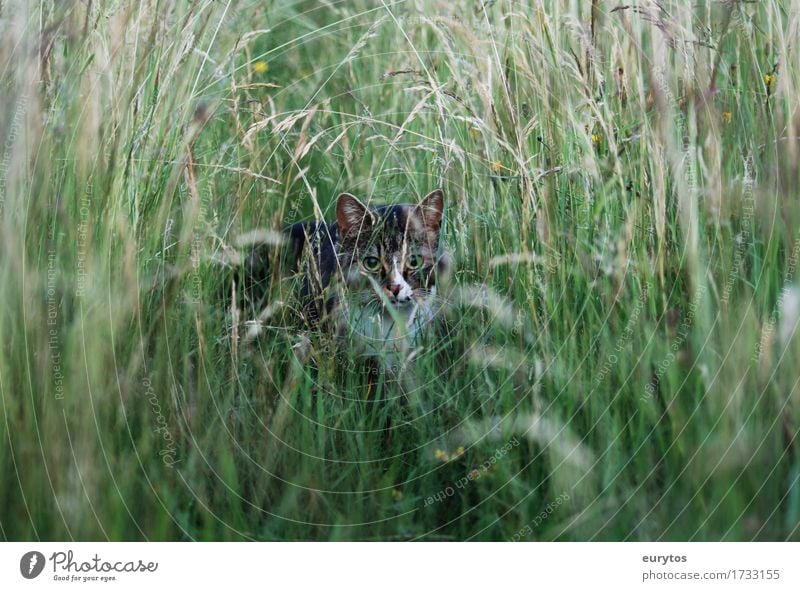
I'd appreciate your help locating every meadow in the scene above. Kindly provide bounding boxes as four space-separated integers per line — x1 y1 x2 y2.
1 0 799 541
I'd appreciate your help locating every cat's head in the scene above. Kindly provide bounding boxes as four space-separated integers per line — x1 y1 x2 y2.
335 189 445 309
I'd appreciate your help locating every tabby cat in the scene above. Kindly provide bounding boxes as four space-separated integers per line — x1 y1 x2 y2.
244 189 447 363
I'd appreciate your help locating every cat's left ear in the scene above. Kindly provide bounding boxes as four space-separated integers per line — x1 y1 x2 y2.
336 192 373 236
413 189 444 233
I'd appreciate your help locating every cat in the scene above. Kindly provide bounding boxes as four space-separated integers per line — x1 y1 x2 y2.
242 189 448 368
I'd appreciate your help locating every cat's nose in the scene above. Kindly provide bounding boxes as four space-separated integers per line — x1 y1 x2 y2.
388 284 410 302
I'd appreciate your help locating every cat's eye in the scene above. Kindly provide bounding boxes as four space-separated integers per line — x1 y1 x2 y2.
362 256 381 272
406 254 423 269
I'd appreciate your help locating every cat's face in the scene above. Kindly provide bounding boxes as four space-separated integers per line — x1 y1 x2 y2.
334 189 444 312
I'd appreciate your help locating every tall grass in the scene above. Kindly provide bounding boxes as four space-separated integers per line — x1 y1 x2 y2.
1 0 799 540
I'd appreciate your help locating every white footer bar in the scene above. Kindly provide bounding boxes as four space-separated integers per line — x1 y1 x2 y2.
1 542 797 590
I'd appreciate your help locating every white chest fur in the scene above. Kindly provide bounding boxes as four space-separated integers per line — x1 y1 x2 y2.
337 287 438 359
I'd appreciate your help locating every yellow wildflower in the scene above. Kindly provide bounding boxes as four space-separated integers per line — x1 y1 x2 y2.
434 449 448 461
764 73 776 88
253 61 269 74
491 161 503 173
722 111 732 124
591 133 602 145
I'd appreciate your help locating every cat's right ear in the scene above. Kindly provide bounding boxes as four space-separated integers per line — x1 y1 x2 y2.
336 193 372 236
